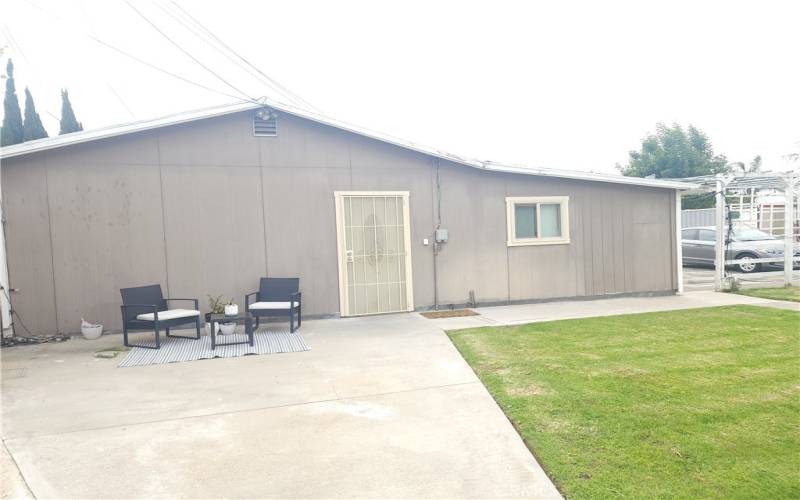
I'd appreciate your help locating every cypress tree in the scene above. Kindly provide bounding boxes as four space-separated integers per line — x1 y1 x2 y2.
22 87 48 141
59 89 83 134
1 59 24 146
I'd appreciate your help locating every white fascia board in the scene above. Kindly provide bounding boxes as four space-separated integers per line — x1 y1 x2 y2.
0 101 261 160
480 162 700 190
0 98 700 191
274 102 698 191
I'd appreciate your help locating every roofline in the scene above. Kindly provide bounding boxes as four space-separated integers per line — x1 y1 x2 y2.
477 162 696 190
0 101 260 160
0 98 699 190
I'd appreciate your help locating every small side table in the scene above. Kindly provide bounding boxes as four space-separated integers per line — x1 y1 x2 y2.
205 312 254 350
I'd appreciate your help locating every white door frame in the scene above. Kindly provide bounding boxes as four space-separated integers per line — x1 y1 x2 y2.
334 191 414 317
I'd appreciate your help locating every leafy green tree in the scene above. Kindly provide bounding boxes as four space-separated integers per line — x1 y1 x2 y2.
22 87 48 141
619 123 735 208
1 59 24 146
618 123 730 179
59 89 82 134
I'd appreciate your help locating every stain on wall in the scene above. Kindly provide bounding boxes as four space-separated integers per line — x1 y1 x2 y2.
1 111 678 334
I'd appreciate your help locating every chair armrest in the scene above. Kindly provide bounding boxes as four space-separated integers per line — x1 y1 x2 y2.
121 304 159 310
120 304 158 321
164 298 199 310
290 292 301 306
245 291 258 309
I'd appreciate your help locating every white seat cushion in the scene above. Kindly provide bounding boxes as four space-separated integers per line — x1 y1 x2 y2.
248 301 299 310
136 309 200 321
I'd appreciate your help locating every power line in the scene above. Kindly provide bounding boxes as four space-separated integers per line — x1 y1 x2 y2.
12 0 266 127
107 82 136 119
153 0 302 109
76 2 134 120
123 0 253 102
168 0 310 106
16 0 312 115
152 3 264 84
89 35 255 105
168 0 320 112
0 25 28 62
1 23 60 126
16 0 133 128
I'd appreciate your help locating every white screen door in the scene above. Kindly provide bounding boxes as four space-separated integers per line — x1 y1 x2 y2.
335 192 414 316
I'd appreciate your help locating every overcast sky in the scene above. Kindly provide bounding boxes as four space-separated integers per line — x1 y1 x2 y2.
2 0 798 174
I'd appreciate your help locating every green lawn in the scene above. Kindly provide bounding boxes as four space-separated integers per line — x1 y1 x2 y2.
734 287 800 303
448 306 800 499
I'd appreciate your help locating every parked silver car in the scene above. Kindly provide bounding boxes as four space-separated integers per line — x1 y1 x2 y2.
682 225 800 273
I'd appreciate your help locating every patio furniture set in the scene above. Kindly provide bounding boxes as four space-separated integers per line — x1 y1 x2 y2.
119 278 301 350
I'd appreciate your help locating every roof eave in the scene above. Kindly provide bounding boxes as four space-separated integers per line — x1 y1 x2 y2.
0 101 261 160
0 99 699 191
479 162 699 190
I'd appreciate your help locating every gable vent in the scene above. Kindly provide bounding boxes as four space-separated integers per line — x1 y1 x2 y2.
253 109 277 136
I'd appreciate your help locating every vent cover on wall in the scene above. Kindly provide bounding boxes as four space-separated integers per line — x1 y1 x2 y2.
253 109 277 136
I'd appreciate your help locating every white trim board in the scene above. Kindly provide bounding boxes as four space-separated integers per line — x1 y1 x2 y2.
0 99 699 192
505 196 571 247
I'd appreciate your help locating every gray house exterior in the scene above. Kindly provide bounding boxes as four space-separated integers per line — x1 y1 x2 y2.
0 101 689 335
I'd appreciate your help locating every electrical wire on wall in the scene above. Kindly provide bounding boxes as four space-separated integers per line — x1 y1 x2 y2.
0 286 69 347
432 159 442 310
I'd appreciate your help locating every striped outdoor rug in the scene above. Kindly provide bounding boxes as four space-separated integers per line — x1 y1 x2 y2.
118 329 309 368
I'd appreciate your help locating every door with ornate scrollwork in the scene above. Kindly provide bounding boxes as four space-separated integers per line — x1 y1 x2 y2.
334 192 413 316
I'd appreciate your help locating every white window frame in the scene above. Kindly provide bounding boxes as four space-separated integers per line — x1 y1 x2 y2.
505 196 570 246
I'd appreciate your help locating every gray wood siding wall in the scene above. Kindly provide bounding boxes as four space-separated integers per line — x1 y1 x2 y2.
1 111 678 334
434 163 676 306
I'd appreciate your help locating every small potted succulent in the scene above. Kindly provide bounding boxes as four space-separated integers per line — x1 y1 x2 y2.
207 295 237 335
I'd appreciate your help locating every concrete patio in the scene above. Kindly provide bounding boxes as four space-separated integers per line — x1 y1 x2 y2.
2 290 795 499
1 312 560 499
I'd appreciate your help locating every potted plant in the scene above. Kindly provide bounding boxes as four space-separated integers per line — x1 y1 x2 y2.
206 295 237 335
80 318 103 340
219 322 236 335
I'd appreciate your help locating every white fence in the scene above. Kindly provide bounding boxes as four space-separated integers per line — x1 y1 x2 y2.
682 176 799 291
682 203 799 241
682 208 715 228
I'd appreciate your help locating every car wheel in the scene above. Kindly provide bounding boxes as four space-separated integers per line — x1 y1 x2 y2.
735 253 761 273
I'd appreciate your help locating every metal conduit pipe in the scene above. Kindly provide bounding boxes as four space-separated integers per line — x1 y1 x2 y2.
433 159 442 310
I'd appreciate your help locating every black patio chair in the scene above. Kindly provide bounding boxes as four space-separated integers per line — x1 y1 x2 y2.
245 277 302 333
120 284 201 349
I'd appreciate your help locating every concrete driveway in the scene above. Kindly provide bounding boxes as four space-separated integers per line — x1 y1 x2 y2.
1 313 560 499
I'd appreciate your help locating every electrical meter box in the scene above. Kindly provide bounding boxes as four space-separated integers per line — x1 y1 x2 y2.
435 228 449 243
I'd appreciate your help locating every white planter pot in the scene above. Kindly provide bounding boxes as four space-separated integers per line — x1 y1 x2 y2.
219 322 237 335
81 324 103 340
224 304 239 316
205 322 220 336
